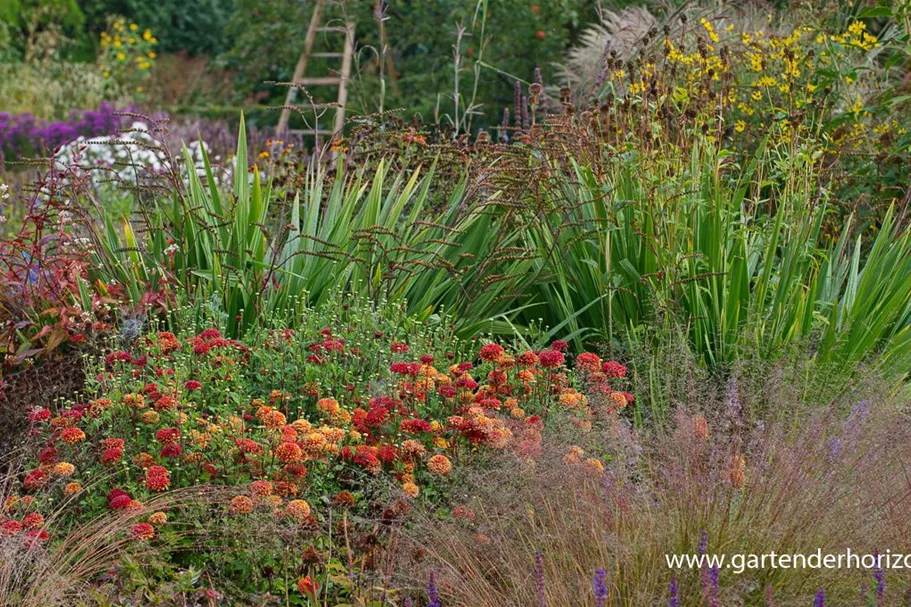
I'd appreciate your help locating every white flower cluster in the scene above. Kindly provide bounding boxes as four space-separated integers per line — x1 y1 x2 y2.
0 182 8 225
54 122 230 191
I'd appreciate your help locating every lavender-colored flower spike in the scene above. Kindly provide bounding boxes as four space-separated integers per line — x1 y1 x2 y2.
698 530 709 555
668 575 679 607
404 599 413 607
764 583 774 606
593 568 607 607
873 550 885 605
814 588 826 607
535 552 546 607
427 571 441 607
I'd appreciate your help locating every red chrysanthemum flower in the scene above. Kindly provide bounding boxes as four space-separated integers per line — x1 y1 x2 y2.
28 408 51 423
390 342 410 353
23 469 47 490
37 447 57 465
550 339 569 352
102 447 124 465
575 352 602 373
601 361 627 378
538 349 565 369
101 438 125 450
479 343 505 362
184 380 202 391
390 362 419 376
235 438 262 454
145 466 171 492
130 523 155 541
107 488 130 502
283 463 308 478
0 520 23 536
109 494 132 510
160 443 183 458
21 513 44 530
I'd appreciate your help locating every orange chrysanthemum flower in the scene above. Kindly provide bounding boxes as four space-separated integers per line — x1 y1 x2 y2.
60 427 85 444
230 495 254 515
250 480 273 496
275 442 303 463
52 462 75 477
148 512 168 526
285 499 312 522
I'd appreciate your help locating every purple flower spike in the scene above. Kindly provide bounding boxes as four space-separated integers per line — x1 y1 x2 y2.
668 575 679 607
593 568 607 607
814 588 826 607
873 550 885 605
698 530 709 555
427 571 440 607
535 552 546 607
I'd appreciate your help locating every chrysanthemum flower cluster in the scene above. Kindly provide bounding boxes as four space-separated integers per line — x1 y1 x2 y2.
11 322 632 554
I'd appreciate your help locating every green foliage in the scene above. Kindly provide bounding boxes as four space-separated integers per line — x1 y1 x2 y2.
88 116 530 338
78 0 235 56
500 141 911 382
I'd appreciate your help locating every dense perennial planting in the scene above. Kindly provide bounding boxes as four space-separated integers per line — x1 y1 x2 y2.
4 304 632 599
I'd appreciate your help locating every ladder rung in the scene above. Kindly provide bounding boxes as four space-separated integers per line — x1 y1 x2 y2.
296 77 343 85
316 26 348 32
289 129 336 136
310 52 344 58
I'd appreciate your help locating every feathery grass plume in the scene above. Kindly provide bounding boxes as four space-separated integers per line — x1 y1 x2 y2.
0 468 205 606
400 365 911 605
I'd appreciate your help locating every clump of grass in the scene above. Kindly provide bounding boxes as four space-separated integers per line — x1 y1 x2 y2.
399 362 911 605
0 467 202 606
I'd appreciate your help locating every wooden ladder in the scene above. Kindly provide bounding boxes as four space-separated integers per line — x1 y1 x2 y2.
276 0 354 144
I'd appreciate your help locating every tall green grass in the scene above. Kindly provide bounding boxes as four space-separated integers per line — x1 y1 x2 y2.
510 140 911 382
90 116 533 337
89 119 911 398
